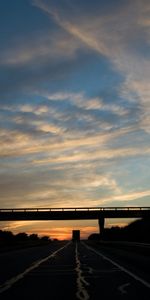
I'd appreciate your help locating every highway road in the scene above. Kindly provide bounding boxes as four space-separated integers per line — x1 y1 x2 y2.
0 241 150 299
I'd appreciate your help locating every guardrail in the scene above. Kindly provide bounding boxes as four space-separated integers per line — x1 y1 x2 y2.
0 207 150 212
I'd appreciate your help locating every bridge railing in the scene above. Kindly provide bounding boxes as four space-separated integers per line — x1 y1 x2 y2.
0 207 150 213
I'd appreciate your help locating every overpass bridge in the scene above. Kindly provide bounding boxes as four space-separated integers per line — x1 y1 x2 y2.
0 207 150 234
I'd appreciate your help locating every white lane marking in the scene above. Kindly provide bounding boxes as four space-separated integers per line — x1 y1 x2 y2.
83 243 150 289
75 243 90 300
0 242 70 294
118 283 130 294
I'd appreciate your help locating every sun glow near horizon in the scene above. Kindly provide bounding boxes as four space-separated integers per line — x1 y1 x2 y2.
1 219 132 241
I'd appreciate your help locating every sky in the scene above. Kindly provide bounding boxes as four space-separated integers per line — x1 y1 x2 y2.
0 0 150 240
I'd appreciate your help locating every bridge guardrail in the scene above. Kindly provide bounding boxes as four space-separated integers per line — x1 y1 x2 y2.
0 207 150 213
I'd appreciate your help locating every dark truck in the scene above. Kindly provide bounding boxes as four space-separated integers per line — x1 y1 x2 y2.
72 230 80 241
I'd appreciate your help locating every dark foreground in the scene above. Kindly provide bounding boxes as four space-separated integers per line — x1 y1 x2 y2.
0 240 150 299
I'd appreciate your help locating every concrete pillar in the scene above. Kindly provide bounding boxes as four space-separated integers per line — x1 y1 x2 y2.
98 217 105 237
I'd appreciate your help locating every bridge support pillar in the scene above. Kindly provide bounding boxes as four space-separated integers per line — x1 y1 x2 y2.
98 217 105 238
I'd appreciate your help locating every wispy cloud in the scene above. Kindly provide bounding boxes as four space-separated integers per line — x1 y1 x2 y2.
0 122 142 159
38 91 128 116
0 30 81 67
101 189 150 205
33 0 150 134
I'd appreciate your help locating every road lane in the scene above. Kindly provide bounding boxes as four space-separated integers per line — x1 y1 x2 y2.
0 241 150 299
83 242 150 293
86 241 150 283
0 242 71 294
0 242 77 300
0 241 68 285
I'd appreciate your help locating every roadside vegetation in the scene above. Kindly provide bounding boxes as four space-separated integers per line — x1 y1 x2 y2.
0 230 52 252
88 218 150 243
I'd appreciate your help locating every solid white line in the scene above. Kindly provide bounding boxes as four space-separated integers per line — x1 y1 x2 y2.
0 242 70 294
83 242 150 289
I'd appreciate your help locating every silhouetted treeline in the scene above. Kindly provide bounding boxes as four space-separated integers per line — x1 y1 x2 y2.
0 230 51 249
88 218 150 242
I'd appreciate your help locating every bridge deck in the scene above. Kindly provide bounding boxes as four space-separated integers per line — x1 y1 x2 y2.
0 207 150 221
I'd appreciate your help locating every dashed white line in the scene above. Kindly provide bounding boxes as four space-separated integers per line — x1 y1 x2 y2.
83 242 150 289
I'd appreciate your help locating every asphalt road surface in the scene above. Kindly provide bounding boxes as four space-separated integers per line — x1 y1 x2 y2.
0 241 150 300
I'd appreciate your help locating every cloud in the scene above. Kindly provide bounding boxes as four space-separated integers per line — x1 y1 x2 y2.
32 0 149 61
1 0 150 112
32 0 116 57
0 29 81 67
39 90 128 116
1 0 149 131
121 79 150 133
0 122 141 159
33 0 150 134
0 119 149 210
101 189 150 205
31 145 150 166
